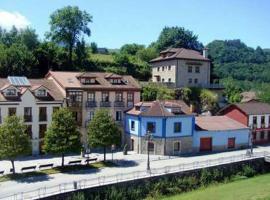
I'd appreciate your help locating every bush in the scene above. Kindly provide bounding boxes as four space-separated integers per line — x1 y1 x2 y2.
200 169 212 186
242 165 256 178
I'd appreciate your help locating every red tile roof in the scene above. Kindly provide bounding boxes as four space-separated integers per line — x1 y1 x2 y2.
150 48 210 63
195 116 248 131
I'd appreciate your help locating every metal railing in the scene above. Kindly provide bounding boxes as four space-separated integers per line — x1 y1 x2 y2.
0 151 268 200
85 101 97 108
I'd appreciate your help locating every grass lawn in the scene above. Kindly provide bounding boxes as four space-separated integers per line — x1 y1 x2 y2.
0 161 114 182
163 173 270 200
90 53 114 63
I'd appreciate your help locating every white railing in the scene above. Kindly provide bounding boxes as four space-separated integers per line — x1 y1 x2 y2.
0 151 268 200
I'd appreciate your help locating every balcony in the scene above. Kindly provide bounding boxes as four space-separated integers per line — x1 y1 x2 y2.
24 115 32 122
67 101 82 107
100 101 111 107
39 114 47 122
114 101 125 107
85 101 97 108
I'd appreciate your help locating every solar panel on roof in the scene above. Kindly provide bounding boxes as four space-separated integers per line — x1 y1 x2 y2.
8 76 31 86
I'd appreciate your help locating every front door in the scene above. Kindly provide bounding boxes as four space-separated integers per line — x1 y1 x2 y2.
131 139 134 151
200 137 212 152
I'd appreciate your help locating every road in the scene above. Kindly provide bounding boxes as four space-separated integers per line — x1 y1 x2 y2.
0 145 269 199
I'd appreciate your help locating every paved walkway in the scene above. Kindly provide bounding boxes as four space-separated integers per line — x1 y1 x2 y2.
0 145 270 199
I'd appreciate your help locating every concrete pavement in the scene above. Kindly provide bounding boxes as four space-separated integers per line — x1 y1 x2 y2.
0 145 270 199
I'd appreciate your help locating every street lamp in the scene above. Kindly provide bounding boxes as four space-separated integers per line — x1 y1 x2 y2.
145 131 153 172
249 124 253 154
111 144 116 162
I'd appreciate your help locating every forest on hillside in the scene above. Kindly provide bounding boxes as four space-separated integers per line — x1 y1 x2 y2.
0 6 270 102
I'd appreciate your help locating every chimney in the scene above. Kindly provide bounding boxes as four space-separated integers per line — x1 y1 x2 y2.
203 48 208 58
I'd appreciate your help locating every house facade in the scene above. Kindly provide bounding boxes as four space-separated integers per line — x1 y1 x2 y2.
46 71 141 145
0 76 64 155
150 48 211 88
125 101 250 155
219 101 270 144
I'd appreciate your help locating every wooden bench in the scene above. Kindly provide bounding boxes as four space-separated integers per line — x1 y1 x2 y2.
68 160 82 165
85 158 97 163
21 166 36 172
39 163 54 170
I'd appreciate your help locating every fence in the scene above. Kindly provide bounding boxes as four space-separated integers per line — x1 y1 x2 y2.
0 151 268 200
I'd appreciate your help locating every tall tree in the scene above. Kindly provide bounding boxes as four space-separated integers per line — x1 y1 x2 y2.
88 109 121 161
153 26 203 52
0 116 31 174
44 108 81 167
48 6 92 67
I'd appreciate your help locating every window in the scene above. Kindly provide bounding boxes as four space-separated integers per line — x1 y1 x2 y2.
8 107 16 116
102 92 109 102
228 138 235 149
87 92 95 102
147 122 155 133
148 142 154 151
131 121 135 131
83 78 96 85
261 116 265 126
162 66 165 71
157 67 160 72
26 125 32 139
174 142 180 152
24 107 32 122
253 116 257 125
39 124 47 139
36 89 46 96
194 78 198 84
168 78 171 83
116 111 122 121
6 88 17 96
188 66 192 73
39 107 47 122
127 92 134 102
110 78 122 84
168 65 171 70
162 78 165 82
174 122 182 133
89 111 94 120
67 91 82 107
53 107 59 113
115 92 123 102
195 66 200 73
188 78 192 84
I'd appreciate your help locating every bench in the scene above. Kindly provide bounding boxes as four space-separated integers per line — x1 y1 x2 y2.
21 166 36 172
85 158 97 163
68 160 82 165
39 163 54 169
0 170 4 175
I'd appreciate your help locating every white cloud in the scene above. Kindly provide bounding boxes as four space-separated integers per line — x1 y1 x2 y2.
0 10 30 30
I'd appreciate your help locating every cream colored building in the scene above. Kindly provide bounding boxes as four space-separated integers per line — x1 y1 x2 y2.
0 77 64 155
150 48 211 88
46 71 141 145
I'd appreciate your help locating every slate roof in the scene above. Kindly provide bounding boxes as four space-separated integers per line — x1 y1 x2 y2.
0 78 64 102
150 48 210 63
126 100 192 116
46 71 141 90
195 116 248 131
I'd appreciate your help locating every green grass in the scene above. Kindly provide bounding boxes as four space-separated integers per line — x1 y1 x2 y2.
0 161 114 182
163 173 270 200
90 53 114 63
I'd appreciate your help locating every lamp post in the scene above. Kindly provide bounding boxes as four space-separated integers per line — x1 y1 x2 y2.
111 144 116 162
250 124 253 154
145 131 153 172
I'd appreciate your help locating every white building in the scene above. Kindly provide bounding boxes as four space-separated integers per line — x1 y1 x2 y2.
0 76 64 155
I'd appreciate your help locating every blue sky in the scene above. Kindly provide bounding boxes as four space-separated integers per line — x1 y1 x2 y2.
0 0 269 49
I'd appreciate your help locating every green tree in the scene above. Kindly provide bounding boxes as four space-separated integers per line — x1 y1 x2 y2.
120 43 145 55
136 47 158 62
44 108 81 167
200 89 219 113
48 6 92 67
0 116 31 174
90 42 98 54
88 109 121 161
153 26 203 51
142 83 174 101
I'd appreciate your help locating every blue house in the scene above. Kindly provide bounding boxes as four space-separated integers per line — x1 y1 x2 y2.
125 101 250 156
125 100 195 155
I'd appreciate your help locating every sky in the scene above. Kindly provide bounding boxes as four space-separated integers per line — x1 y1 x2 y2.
0 0 269 49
